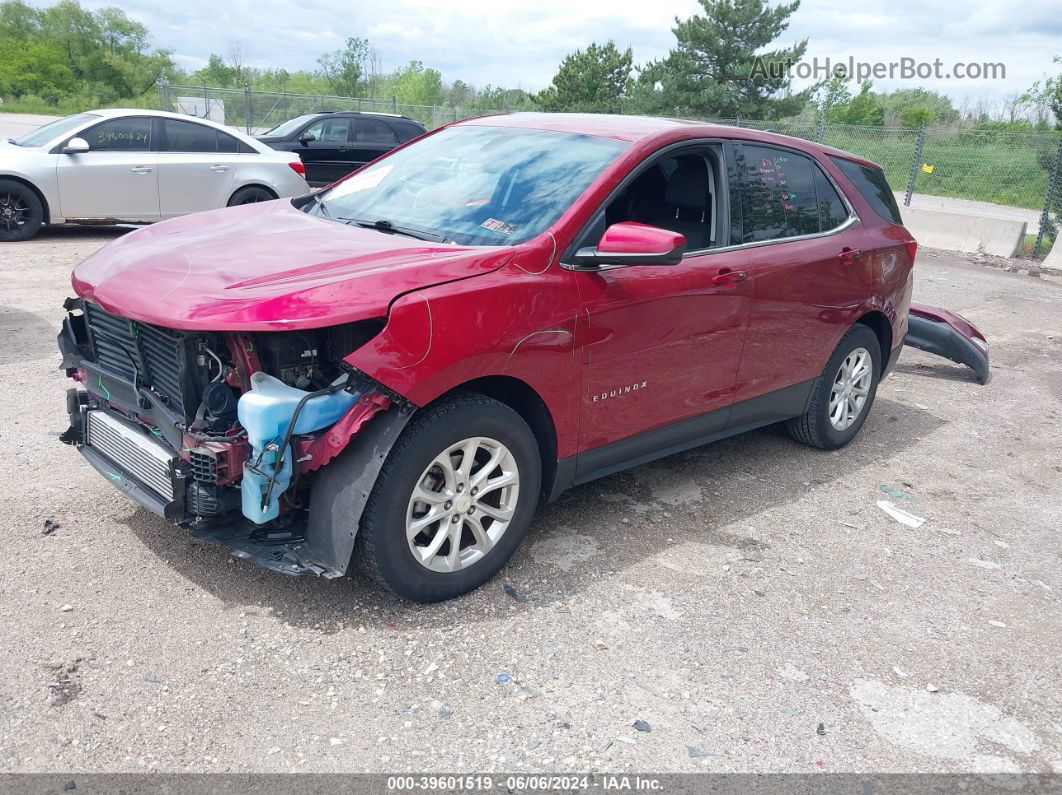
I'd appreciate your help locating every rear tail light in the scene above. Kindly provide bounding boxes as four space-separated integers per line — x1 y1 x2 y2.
906 239 918 264
288 160 305 177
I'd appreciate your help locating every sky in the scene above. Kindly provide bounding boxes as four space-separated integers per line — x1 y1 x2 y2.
37 0 1062 109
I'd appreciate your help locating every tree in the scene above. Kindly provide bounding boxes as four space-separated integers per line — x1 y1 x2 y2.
536 41 632 112
826 81 884 126
899 105 932 128
883 88 957 126
225 41 247 86
448 79 472 107
316 37 369 97
0 0 174 103
391 60 444 106
1023 55 1062 128
640 0 811 119
814 74 850 122
193 54 235 87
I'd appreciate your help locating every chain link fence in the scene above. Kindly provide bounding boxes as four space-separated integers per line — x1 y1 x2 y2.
158 81 503 138
158 80 1062 259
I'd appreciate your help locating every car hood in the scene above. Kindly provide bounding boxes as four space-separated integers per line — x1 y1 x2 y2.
72 199 513 331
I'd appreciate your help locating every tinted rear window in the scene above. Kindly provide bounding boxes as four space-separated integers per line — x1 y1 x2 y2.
162 118 217 152
392 120 425 143
831 157 903 225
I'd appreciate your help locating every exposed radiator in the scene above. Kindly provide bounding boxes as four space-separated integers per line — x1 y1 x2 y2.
84 302 185 410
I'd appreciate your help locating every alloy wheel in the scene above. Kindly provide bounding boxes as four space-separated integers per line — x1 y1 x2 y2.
405 436 520 573
0 192 29 233
828 346 872 431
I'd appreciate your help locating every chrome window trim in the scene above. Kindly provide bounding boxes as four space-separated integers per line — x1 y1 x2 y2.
692 213 861 256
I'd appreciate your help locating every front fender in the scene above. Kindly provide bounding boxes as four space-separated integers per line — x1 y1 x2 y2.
344 241 582 457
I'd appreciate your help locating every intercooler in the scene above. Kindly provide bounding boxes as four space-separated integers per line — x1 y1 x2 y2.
85 410 176 501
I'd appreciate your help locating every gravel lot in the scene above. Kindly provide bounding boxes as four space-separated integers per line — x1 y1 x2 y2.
0 227 1059 775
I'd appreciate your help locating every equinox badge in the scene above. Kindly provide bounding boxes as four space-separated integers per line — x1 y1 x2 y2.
592 381 648 403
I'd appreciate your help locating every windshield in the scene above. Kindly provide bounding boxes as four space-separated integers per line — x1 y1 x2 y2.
310 125 628 246
263 114 319 137
12 112 100 147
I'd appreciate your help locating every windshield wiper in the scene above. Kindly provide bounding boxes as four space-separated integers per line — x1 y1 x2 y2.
338 217 445 243
309 193 332 218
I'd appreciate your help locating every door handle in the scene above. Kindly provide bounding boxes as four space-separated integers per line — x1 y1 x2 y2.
712 268 748 286
209 164 230 172
130 166 152 174
838 247 863 265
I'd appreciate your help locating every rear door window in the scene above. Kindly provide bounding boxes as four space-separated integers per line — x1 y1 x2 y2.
830 157 902 225
354 118 399 144
217 131 239 153
391 120 424 143
738 144 821 241
161 118 218 152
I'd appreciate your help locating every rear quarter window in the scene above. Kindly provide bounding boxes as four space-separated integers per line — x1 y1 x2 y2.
391 120 425 143
830 157 903 225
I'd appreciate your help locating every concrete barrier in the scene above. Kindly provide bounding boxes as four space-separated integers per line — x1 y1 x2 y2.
899 206 1027 259
1042 237 1062 270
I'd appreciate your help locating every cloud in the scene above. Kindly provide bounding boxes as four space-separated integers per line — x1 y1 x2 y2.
35 0 1059 104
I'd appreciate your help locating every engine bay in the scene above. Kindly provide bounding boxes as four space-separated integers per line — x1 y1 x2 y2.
58 298 391 529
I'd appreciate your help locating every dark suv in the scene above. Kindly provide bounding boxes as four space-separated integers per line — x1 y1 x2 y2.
257 111 426 186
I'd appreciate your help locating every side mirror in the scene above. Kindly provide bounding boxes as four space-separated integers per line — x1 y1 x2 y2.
572 222 686 268
298 132 316 144
63 137 89 154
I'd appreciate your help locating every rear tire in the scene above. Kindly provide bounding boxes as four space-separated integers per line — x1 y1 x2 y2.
227 185 276 206
354 393 541 603
787 324 881 450
0 179 44 242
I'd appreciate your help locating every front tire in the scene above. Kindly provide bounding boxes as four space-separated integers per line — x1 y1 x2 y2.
355 393 542 603
0 179 44 242
787 324 881 450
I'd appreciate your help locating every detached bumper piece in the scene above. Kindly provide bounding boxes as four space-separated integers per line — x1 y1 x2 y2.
905 302 990 385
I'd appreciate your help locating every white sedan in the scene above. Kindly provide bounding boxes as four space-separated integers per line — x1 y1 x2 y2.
0 109 310 241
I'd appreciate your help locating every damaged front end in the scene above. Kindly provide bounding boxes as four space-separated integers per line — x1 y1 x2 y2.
57 297 411 577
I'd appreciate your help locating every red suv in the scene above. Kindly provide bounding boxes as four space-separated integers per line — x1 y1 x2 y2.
58 113 915 602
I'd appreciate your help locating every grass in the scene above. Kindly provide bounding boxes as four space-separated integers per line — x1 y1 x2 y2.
820 128 1059 211
1023 231 1056 257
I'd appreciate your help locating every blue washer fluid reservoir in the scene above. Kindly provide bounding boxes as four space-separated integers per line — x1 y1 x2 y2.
237 371 359 524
